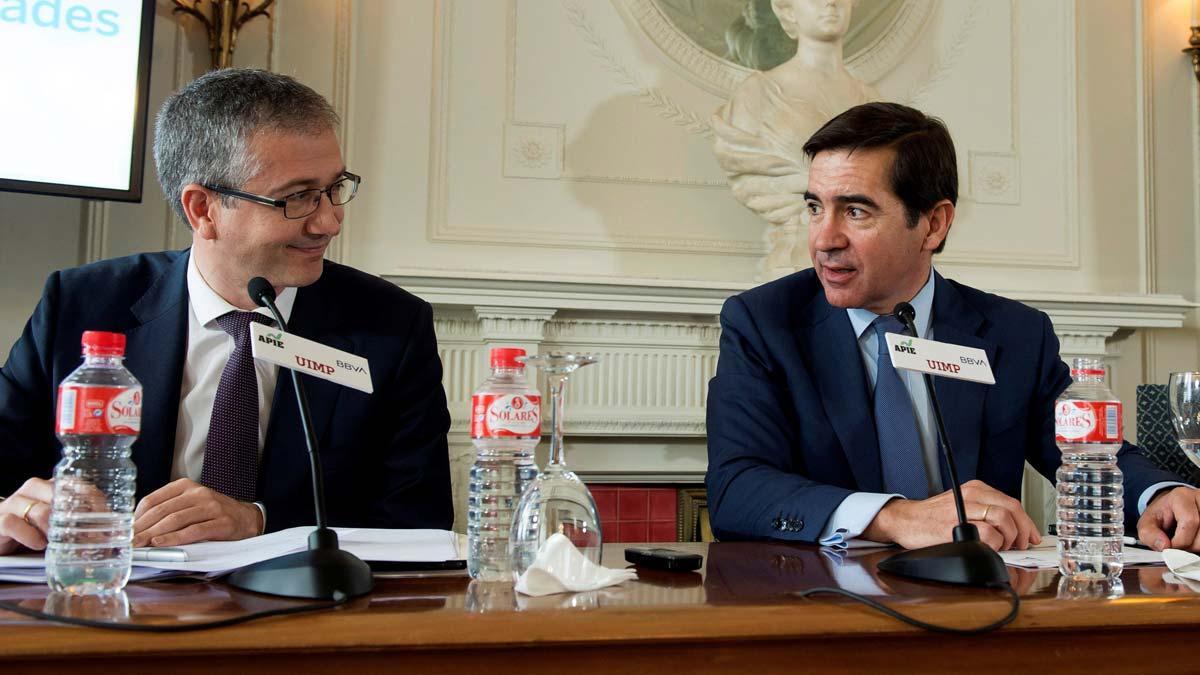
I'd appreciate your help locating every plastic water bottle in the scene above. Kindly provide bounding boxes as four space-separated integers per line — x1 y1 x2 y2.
467 347 540 581
1055 357 1124 580
46 331 140 595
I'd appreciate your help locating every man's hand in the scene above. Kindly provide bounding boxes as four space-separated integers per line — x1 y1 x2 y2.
1137 486 1200 551
0 478 53 555
132 478 262 548
862 479 1041 552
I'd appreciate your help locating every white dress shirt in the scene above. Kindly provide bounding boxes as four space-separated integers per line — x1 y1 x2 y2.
169 254 296 520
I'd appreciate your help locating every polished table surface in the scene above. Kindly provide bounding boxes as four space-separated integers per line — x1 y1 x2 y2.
1 542 1198 673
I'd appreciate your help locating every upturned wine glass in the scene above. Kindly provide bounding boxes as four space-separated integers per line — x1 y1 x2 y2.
508 353 602 579
1168 371 1200 470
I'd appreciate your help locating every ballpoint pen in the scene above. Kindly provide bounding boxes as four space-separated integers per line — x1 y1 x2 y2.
132 547 189 563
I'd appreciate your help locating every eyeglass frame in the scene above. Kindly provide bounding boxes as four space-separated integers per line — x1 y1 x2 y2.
202 171 362 220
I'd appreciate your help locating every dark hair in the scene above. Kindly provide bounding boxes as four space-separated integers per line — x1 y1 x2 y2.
154 68 339 226
802 102 957 253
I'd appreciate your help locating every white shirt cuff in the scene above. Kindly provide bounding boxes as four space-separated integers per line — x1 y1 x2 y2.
818 492 902 548
253 501 267 535
1138 482 1191 515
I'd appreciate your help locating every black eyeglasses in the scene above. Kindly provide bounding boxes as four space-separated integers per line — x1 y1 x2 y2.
203 172 362 220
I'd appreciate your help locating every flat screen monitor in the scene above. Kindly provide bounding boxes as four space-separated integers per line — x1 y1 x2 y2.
0 0 156 202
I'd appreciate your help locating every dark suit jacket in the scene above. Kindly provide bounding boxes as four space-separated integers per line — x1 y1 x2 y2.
705 269 1182 542
0 250 453 532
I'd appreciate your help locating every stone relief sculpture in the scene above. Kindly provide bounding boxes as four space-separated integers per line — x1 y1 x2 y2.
712 0 879 280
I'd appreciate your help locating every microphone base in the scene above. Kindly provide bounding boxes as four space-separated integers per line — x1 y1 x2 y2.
877 539 1009 587
226 529 374 600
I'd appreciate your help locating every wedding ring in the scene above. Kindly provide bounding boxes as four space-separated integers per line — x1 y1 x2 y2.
981 505 992 521
19 500 35 525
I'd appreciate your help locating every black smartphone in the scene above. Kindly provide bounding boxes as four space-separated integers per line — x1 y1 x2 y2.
624 547 703 572
367 559 467 574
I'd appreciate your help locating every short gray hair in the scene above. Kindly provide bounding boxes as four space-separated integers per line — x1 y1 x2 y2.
153 68 340 225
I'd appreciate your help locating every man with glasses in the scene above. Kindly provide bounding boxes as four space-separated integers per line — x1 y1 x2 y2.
0 69 452 553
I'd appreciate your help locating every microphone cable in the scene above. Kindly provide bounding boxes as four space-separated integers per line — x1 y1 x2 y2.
790 581 1020 635
0 590 349 633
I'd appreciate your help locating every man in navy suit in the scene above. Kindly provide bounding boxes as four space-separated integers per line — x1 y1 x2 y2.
706 102 1200 552
0 69 452 554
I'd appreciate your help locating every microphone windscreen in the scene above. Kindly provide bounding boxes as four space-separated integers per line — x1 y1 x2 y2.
247 277 276 307
893 301 916 325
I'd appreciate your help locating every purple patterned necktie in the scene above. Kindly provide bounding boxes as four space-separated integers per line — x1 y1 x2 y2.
200 311 273 502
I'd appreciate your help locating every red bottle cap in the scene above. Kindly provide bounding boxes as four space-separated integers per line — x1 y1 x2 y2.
81 331 126 356
489 347 526 368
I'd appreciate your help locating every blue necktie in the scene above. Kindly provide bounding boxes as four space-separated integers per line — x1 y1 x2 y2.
872 315 930 499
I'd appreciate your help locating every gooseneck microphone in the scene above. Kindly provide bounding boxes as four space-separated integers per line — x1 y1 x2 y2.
225 277 374 600
875 301 1008 587
246 277 329 532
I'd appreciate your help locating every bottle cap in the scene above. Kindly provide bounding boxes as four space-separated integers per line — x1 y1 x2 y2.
81 331 126 356
489 347 526 368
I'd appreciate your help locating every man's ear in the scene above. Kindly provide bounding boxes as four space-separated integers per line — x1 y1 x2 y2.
180 184 218 239
922 199 955 252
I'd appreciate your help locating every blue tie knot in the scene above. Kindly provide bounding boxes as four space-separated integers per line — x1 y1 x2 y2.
871 315 907 357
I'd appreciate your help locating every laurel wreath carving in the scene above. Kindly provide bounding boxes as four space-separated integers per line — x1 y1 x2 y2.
903 0 980 104
564 1 713 139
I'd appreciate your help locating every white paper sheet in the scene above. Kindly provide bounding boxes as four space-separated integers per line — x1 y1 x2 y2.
0 527 461 581
0 567 178 584
999 535 1164 569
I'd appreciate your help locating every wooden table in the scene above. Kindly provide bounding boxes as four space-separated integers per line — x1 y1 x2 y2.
0 542 1197 673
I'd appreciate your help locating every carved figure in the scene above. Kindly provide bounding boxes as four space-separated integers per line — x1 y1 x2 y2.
713 0 879 279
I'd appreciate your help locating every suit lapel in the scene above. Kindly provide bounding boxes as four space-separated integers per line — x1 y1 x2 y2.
124 252 190 498
930 273 994 485
802 293 883 492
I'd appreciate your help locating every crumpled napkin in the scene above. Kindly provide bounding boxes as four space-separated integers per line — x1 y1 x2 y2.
1162 548 1200 581
514 533 637 597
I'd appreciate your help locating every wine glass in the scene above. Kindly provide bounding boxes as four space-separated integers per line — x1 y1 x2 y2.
1168 372 1200 470
508 353 602 578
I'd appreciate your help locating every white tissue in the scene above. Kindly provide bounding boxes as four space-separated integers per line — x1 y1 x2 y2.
1162 548 1200 581
514 533 637 597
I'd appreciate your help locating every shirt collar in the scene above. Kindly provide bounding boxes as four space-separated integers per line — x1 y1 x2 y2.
846 268 935 340
187 251 297 328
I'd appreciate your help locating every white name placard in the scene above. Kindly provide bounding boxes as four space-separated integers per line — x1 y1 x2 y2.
250 322 374 394
883 333 995 385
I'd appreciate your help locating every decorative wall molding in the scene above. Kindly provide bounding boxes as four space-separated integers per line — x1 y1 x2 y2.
1135 0 1156 295
503 122 564 179
1056 329 1119 358
949 1 1079 271
83 201 110 264
969 151 1020 205
565 0 713 138
327 0 355 265
393 269 1194 326
544 318 721 347
905 0 979 104
615 0 936 96
425 0 454 243
428 0 752 255
474 306 557 342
